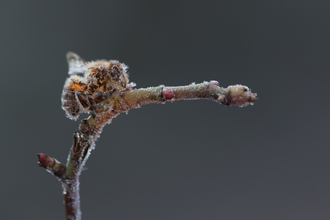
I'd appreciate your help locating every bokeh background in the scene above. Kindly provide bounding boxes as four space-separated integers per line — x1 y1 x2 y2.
1 1 329 219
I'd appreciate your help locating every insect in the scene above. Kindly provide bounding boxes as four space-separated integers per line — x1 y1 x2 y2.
61 52 131 120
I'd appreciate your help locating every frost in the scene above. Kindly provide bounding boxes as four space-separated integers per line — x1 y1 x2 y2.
76 141 96 176
62 179 82 220
45 168 54 175
121 62 129 72
70 181 82 220
190 82 196 85
62 104 80 121
127 82 136 89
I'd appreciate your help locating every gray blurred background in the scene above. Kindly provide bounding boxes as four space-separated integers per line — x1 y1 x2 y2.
1 1 329 219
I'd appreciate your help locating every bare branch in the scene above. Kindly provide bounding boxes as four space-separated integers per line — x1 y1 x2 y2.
123 81 257 108
38 80 257 220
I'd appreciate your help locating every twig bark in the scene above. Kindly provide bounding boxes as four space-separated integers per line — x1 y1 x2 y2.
37 81 257 220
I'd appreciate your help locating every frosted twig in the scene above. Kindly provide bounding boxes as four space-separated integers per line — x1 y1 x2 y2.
38 81 257 220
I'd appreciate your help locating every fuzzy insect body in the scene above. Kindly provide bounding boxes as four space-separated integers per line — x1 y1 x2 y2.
61 52 130 120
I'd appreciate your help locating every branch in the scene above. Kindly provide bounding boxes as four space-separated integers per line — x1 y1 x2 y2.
38 81 257 220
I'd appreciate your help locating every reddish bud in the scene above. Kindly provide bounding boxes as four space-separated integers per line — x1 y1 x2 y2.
163 88 175 100
37 153 54 168
209 80 219 87
120 92 125 97
37 153 46 160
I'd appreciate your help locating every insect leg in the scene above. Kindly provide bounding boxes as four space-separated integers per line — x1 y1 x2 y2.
75 91 91 111
87 95 100 113
75 91 100 114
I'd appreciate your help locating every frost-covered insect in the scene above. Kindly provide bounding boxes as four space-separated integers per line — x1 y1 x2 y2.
61 52 131 120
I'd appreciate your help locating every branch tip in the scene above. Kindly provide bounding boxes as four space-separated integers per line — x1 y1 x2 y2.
223 85 257 107
37 153 54 168
37 153 45 160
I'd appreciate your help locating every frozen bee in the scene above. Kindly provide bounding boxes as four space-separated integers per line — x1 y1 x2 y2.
61 52 130 120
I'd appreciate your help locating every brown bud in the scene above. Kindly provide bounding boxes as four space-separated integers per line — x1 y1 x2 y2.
226 85 257 107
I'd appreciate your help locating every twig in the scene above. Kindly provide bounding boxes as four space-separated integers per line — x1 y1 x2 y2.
37 81 257 220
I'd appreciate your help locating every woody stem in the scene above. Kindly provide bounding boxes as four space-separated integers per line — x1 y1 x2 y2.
38 81 257 220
